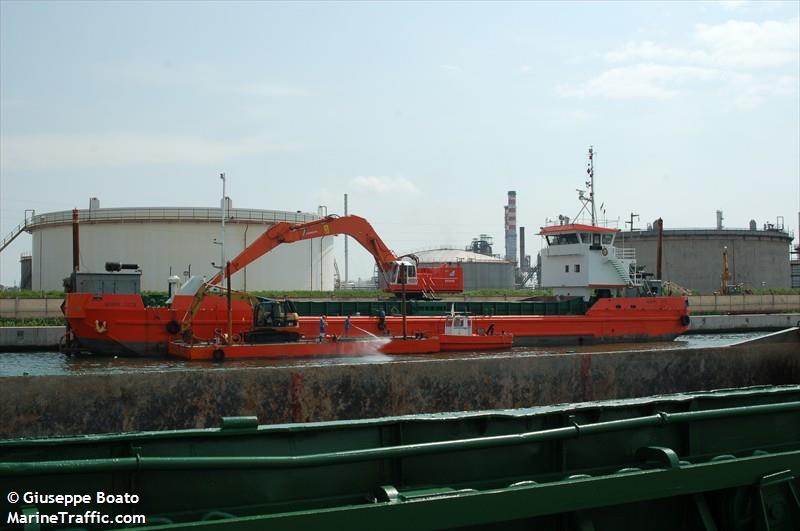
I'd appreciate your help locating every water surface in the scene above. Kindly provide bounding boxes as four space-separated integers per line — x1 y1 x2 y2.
0 332 766 377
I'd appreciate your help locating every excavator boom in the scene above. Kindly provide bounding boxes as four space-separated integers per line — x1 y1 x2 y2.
209 215 401 285
181 214 463 335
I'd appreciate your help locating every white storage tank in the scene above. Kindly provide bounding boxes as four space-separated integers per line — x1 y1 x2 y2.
25 206 335 292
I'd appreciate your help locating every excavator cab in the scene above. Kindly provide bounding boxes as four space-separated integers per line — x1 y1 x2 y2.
390 260 418 286
253 298 299 328
246 298 301 343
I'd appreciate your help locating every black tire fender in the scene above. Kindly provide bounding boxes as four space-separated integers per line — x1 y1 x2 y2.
166 320 181 335
212 349 225 362
680 315 691 326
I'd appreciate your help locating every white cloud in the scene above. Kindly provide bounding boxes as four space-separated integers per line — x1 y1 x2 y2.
604 41 710 64
0 132 298 171
696 19 799 68
558 64 720 99
605 19 798 69
350 176 420 194
560 17 799 108
440 65 462 72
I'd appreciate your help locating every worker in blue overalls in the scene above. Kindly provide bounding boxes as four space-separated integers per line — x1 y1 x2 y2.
377 308 386 332
319 315 327 342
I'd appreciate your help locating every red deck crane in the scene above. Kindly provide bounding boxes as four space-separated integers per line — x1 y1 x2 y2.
207 214 462 296
180 215 463 335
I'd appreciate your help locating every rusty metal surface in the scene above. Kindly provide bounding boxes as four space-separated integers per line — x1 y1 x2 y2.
1 343 798 438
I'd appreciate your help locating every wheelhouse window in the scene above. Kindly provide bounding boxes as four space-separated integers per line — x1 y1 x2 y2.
575 264 581 273
546 233 580 245
564 265 569 272
602 234 614 245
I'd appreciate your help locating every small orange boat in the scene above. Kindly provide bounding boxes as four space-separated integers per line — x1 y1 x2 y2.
379 335 440 355
168 334 441 361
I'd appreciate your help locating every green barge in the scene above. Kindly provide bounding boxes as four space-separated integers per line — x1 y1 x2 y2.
2 385 799 530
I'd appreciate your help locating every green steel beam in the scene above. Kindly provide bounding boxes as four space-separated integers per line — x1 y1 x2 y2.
3 400 799 476
120 450 800 530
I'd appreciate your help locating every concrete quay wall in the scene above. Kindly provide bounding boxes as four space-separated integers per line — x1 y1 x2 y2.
689 313 800 333
0 298 63 319
1 338 797 438
688 294 800 314
0 326 63 350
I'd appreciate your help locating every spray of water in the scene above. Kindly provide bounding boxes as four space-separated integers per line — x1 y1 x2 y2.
346 326 392 359
352 325 379 338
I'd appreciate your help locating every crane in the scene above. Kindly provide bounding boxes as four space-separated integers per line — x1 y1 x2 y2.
207 214 462 295
180 215 463 335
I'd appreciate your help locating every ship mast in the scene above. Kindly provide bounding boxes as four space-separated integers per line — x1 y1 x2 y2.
574 146 597 226
588 146 596 225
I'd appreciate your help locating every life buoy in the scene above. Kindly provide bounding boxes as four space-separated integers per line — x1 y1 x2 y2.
680 315 691 326
166 320 180 335
212 349 225 362
601 248 608 256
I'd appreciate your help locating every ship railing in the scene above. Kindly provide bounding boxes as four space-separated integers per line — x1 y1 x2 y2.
614 247 636 261
542 216 620 229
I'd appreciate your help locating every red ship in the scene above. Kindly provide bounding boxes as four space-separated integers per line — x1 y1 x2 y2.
62 150 690 357
63 291 687 357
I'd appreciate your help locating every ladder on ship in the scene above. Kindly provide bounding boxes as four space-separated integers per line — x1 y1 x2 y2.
609 255 632 284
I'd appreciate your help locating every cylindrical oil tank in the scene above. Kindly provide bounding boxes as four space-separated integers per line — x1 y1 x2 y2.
25 207 334 291
617 227 793 293
413 249 515 290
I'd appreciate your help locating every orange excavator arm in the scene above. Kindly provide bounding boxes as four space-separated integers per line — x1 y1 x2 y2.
208 215 401 285
180 215 406 334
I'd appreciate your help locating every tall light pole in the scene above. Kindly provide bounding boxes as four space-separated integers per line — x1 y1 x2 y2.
344 193 349 283
220 173 226 271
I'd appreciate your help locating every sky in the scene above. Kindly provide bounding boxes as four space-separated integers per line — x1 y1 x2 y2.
1 0 798 287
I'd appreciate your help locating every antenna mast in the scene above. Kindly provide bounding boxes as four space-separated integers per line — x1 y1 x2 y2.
574 146 597 226
587 146 596 225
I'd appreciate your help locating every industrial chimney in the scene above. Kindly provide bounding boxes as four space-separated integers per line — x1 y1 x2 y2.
504 191 517 264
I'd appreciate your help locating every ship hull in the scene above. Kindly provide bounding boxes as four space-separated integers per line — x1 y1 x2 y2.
439 333 514 351
64 293 689 357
